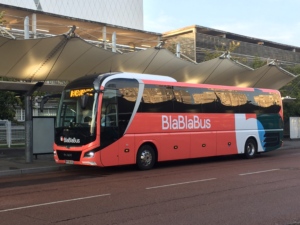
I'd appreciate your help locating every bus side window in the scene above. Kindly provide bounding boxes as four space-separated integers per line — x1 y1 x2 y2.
101 115 110 127
173 87 194 113
108 107 117 126
102 104 117 127
139 85 174 113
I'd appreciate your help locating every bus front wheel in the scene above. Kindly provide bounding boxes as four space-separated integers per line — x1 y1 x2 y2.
244 138 257 159
136 145 156 170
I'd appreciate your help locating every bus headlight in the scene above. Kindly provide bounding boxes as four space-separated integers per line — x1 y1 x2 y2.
84 151 95 158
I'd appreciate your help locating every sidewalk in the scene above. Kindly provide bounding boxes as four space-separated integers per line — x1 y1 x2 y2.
0 139 299 177
0 148 76 177
281 138 300 150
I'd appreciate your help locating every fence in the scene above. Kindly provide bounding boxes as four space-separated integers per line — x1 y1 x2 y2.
0 105 57 148
0 120 25 147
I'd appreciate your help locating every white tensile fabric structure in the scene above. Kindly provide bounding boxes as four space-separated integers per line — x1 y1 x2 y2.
0 34 297 92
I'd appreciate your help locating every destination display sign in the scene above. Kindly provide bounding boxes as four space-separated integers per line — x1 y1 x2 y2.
69 88 93 97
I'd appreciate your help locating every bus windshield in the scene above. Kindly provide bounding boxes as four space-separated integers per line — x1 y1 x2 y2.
56 88 97 135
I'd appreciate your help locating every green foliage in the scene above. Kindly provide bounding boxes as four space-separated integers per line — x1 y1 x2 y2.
284 64 300 75
0 11 5 25
0 91 21 121
203 48 225 61
280 65 300 122
280 65 300 98
251 56 267 69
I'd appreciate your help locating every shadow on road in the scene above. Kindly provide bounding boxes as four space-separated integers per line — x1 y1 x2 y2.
0 148 286 189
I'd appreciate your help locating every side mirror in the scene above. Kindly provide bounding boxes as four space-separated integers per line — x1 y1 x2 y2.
40 94 61 112
81 93 89 109
40 96 49 112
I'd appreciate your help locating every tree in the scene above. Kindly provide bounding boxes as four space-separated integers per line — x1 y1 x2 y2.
0 91 22 121
279 65 300 122
251 56 267 69
0 11 23 121
0 10 5 25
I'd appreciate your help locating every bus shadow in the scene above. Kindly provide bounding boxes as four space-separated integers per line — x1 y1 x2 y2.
154 152 276 170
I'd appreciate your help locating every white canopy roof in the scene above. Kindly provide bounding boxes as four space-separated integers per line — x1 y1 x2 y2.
0 35 297 92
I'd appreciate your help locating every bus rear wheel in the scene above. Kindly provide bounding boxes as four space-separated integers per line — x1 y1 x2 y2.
244 138 257 159
136 145 156 170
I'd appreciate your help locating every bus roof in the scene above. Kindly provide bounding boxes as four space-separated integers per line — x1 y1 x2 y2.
100 72 177 88
66 72 279 94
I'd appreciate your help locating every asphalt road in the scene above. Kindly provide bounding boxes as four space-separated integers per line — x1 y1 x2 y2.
1 148 300 225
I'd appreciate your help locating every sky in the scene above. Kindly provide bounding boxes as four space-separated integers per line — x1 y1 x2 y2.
143 0 300 47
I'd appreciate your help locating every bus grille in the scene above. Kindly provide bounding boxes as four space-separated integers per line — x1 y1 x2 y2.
57 150 82 161
264 132 280 148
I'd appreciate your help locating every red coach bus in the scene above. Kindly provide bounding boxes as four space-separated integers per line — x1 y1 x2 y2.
53 72 283 170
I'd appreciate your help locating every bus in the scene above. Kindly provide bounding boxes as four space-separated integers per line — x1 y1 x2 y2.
53 72 283 170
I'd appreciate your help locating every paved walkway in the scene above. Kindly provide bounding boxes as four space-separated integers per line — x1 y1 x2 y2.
0 148 76 177
0 139 299 177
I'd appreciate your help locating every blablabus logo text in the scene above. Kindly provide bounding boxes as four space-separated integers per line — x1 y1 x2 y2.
61 137 80 144
162 115 211 130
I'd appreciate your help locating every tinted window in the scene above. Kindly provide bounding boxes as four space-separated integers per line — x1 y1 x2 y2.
239 89 281 114
137 84 281 114
214 90 245 113
99 79 140 149
138 85 174 112
103 79 139 137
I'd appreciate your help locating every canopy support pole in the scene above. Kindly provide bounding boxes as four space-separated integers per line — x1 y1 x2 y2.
112 32 116 53
32 13 37 39
176 43 180 58
24 82 44 163
102 26 107 50
24 16 29 39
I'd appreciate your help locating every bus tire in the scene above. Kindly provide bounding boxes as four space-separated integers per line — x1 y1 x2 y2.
244 138 257 159
136 145 156 170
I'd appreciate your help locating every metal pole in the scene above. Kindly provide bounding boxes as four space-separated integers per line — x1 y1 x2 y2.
32 13 37 39
176 43 181 58
24 15 31 162
24 16 29 39
24 82 43 163
112 32 116 53
102 26 107 50
25 95 33 163
6 120 11 148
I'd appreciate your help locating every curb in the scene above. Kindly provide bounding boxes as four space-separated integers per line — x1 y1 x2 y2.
0 165 76 177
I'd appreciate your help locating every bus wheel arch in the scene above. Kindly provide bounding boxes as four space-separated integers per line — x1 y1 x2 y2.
244 137 257 159
136 142 157 170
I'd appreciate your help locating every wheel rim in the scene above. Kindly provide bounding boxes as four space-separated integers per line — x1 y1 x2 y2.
139 149 153 167
246 142 255 156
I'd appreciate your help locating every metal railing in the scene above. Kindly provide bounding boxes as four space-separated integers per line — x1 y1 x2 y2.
0 120 25 147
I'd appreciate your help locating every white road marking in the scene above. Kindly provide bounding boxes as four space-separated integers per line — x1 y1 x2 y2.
0 194 111 213
146 178 216 190
239 169 280 176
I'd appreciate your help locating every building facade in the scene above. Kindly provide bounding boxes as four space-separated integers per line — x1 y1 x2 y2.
162 26 300 67
0 0 143 30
